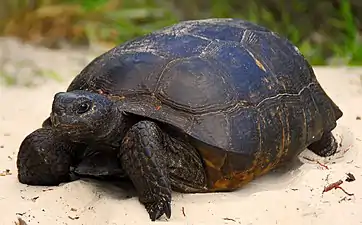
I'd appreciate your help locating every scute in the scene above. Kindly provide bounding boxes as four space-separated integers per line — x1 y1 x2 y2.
228 108 261 156
68 51 169 95
157 18 270 40
119 33 212 59
202 41 276 105
185 23 245 42
156 56 235 112
240 30 314 92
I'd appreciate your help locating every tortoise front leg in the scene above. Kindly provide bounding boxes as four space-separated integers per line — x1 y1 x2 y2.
119 120 207 221
120 121 172 221
17 127 83 186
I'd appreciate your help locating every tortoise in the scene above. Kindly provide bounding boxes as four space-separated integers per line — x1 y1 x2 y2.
17 18 343 221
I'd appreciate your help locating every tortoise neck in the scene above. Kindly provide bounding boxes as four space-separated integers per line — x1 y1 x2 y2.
102 107 136 147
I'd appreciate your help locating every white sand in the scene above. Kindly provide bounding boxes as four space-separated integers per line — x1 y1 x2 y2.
0 66 361 225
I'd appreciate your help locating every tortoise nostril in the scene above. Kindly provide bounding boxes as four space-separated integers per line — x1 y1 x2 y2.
52 92 74 115
52 102 65 115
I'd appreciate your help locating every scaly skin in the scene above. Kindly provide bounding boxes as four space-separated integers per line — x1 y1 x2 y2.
307 132 338 157
120 121 172 220
17 126 125 185
17 127 81 185
120 120 207 220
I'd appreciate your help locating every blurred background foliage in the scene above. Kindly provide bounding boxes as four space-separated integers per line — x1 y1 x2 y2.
0 0 362 65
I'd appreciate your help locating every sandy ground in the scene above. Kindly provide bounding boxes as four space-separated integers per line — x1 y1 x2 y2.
1 47 362 225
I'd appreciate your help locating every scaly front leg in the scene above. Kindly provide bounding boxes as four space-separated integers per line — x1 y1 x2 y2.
119 120 172 221
17 127 84 185
119 120 208 221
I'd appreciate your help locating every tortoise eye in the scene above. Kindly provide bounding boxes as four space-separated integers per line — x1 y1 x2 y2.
77 102 91 114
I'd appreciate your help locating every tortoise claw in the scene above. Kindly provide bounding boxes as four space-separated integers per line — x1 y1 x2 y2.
145 197 171 221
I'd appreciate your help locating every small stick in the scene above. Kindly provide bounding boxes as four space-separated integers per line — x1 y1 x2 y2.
181 207 186 217
302 156 314 162
342 145 353 154
335 186 354 196
302 156 329 169
323 180 343 193
223 218 237 222
316 161 329 170
322 179 354 196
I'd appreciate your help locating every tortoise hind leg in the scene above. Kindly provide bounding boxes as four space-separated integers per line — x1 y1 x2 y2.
307 132 338 157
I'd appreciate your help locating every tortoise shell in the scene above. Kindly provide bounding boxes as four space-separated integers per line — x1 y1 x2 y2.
66 18 342 190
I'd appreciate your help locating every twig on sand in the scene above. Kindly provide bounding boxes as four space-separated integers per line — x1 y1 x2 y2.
316 161 329 170
68 216 80 220
302 156 329 169
14 217 27 225
223 218 237 222
341 145 353 154
323 180 342 193
181 207 186 217
322 179 354 196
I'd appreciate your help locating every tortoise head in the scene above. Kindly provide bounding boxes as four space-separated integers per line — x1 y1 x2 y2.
50 90 120 143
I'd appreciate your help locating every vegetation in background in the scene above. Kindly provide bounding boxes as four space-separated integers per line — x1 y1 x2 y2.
0 0 361 65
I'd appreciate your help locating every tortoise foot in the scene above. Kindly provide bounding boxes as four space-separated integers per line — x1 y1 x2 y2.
145 196 172 221
307 132 338 157
17 128 75 186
